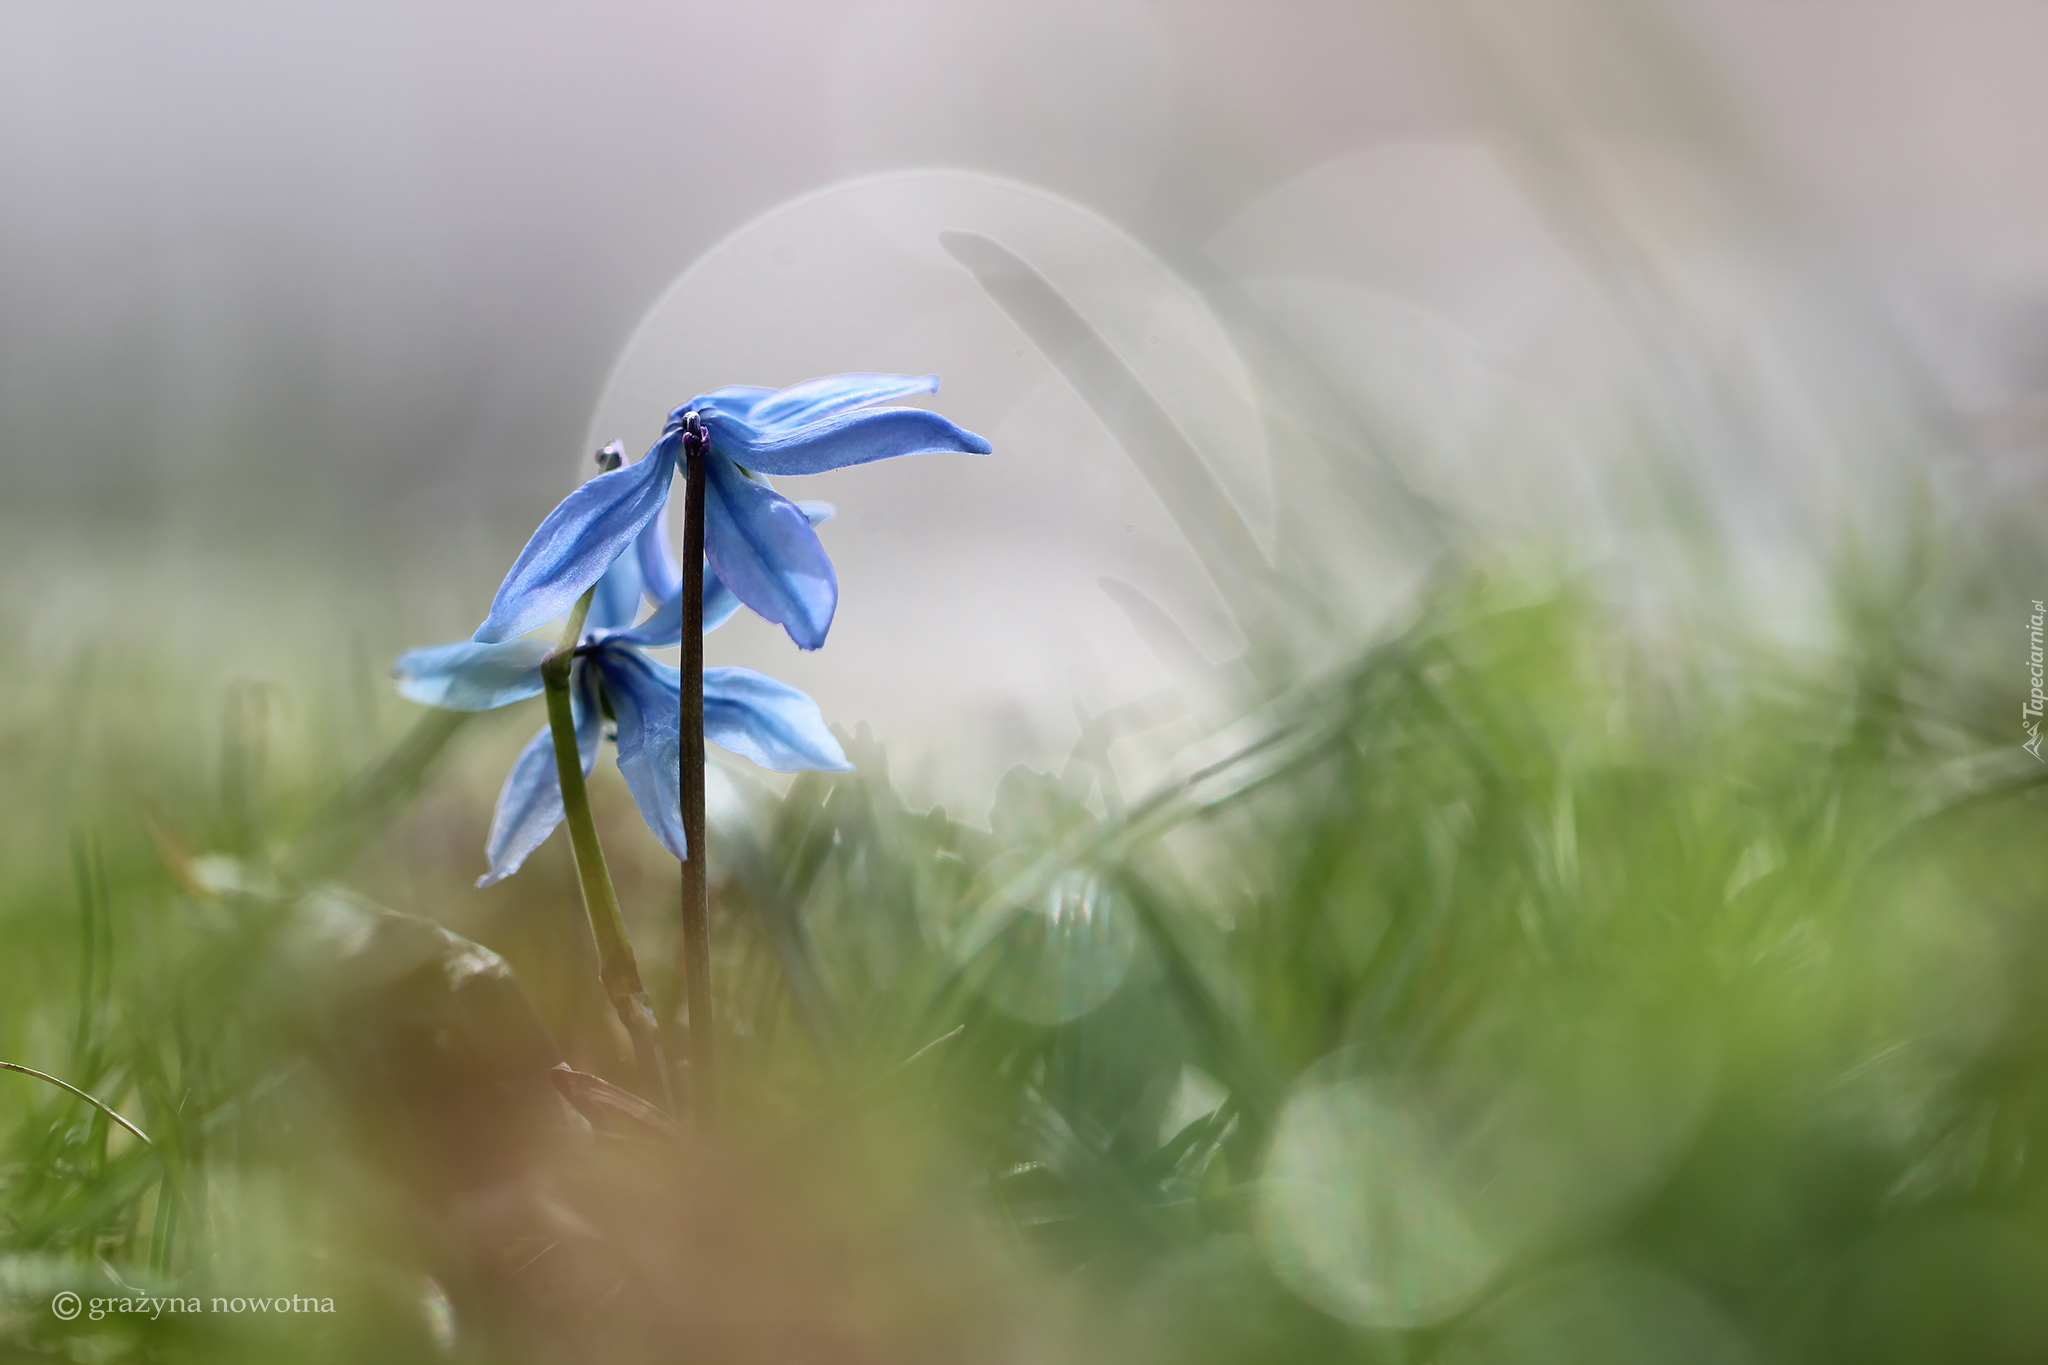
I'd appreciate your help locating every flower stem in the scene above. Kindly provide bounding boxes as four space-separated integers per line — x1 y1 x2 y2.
0 1060 152 1145
678 426 714 1129
544 589 671 1111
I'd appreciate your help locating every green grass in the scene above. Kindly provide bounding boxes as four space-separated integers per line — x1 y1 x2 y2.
3 520 2045 1362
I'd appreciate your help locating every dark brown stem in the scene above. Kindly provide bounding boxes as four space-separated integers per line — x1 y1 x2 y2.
678 421 714 1129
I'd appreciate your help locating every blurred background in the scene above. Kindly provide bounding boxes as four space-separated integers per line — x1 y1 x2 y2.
6 3 2048 1362
7 0 2046 796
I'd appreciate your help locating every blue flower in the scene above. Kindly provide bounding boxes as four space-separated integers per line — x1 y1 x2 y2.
471 374 991 650
396 544 851 886
627 496 836 642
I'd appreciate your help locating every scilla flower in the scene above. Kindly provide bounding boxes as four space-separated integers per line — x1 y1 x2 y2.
471 374 990 650
625 495 834 642
395 546 850 885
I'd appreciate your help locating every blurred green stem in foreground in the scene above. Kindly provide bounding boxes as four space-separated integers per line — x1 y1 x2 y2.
0 1060 151 1146
545 587 671 1110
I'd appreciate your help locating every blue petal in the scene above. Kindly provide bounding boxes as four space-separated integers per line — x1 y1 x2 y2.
728 373 939 433
591 648 689 861
606 571 739 648
634 503 682 605
703 666 853 772
619 445 837 647
703 453 837 649
697 499 829 633
476 729 563 887
703 573 741 632
702 405 991 476
677 386 774 425
476 666 603 887
587 547 646 633
608 594 683 649
705 498 824 632
627 502 744 641
392 639 549 711
473 435 678 643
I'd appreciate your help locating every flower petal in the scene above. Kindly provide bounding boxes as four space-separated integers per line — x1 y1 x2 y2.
681 499 828 639
703 573 741 633
617 443 839 647
703 666 853 772
702 405 991 476
634 503 683 605
586 546 646 633
703 453 837 649
473 435 678 643
476 728 563 887
607 594 682 648
625 501 744 643
591 648 689 861
476 666 603 886
676 387 775 425
606 569 739 648
725 373 939 433
392 639 549 711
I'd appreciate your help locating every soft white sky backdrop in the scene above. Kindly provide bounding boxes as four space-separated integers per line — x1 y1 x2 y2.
4 0 2043 803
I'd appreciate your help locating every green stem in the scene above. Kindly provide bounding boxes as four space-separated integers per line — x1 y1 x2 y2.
678 430 714 1129
0 1061 151 1146
545 589 671 1110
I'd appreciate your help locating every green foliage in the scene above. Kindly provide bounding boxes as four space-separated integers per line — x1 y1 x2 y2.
4 545 2043 1362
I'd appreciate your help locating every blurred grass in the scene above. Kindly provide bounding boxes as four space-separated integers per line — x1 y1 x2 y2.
8 5 2047 1355
2 497 2045 1363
